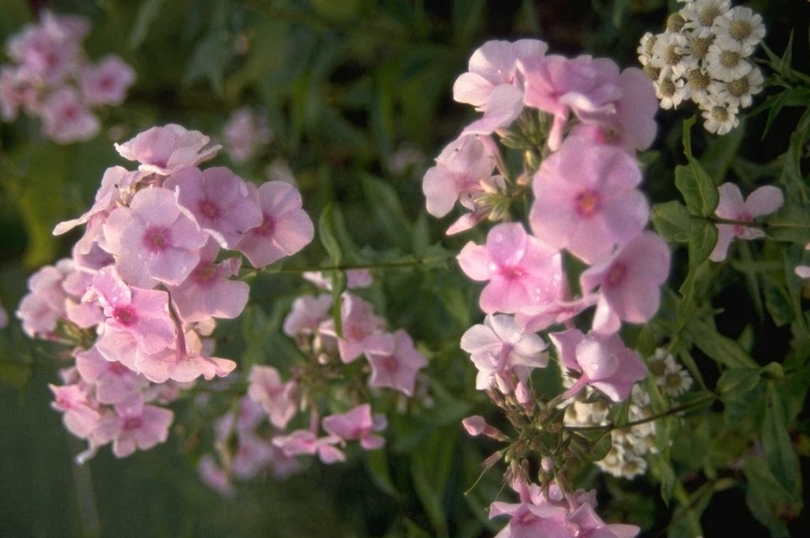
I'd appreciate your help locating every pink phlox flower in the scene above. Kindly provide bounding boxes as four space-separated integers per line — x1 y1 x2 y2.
283 294 333 339
235 181 315 268
363 329 428 396
453 39 548 134
460 314 548 392
457 222 564 314
166 166 263 248
422 134 498 218
135 329 236 384
0 66 35 121
529 139 648 264
39 87 99 143
302 268 373 290
232 430 276 478
514 294 597 333
166 239 249 322
75 345 147 405
247 365 298 429
54 166 141 236
87 266 176 355
63 268 105 329
272 430 346 464
549 329 646 402
94 394 173 458
568 67 658 153
322 403 387 451
489 490 575 538
462 415 508 441
568 503 640 538
519 55 623 151
114 124 221 176
319 293 386 363
49 383 101 439
197 454 236 497
8 11 86 85
222 106 273 164
580 232 670 334
710 183 784 262
80 54 136 106
103 187 208 288
16 261 71 338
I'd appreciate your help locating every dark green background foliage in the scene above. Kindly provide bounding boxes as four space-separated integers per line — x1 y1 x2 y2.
1 1 809 537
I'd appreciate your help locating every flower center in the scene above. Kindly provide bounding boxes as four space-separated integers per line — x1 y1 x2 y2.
112 306 138 327
663 44 682 66
575 189 602 217
144 227 170 252
711 106 730 122
720 50 741 68
500 266 525 280
689 35 714 60
727 77 750 97
382 355 399 373
659 78 676 97
606 263 627 287
687 69 711 90
198 199 220 220
698 6 722 27
666 13 685 32
643 64 660 81
123 416 143 431
192 264 217 286
729 20 753 41
254 214 276 237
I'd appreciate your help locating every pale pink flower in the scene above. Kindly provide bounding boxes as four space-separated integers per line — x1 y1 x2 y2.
80 54 136 106
453 39 548 134
103 187 209 288
166 240 249 322
75 346 147 405
222 106 273 164
710 183 784 262
283 294 333 338
363 330 428 396
114 124 221 176
422 134 497 218
320 293 386 363
235 181 314 268
49 383 101 439
795 243 810 279
322 403 386 451
580 232 671 334
39 88 99 143
94 394 173 458
247 365 298 430
166 166 263 248
529 139 648 264
457 222 564 314
460 314 548 392
272 430 346 464
16 261 71 338
135 329 236 384
549 329 646 402
198 454 235 497
520 55 623 150
567 503 640 538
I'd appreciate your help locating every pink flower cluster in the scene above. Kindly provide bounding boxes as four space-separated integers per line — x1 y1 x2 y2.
431 39 668 535
17 124 315 460
490 478 639 538
221 106 273 164
0 10 136 143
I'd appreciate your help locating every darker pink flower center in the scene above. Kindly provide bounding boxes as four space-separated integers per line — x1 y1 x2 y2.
606 263 627 287
199 199 220 220
382 355 399 373
123 416 143 431
254 214 276 237
98 75 114 91
500 266 525 280
575 189 602 217
109 361 130 375
112 306 138 326
144 227 170 252
191 264 217 286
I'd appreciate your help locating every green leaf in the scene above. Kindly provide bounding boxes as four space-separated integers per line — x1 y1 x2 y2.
744 458 797 537
361 174 413 251
779 30 794 80
687 319 758 368
675 161 719 217
451 0 487 43
651 201 691 243
687 221 718 269
762 383 802 501
700 117 745 182
649 452 676 506
365 449 399 498
183 33 232 95
411 452 449 537
310 0 361 21
716 368 760 397
778 122 810 203
766 202 810 243
129 0 166 49
763 277 796 327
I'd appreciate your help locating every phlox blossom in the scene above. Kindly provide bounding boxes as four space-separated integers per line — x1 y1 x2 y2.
709 183 783 262
114 124 221 176
39 87 99 143
530 139 648 264
457 222 563 314
80 54 136 106
322 403 387 451
272 430 345 464
362 330 428 396
93 394 173 458
247 365 298 430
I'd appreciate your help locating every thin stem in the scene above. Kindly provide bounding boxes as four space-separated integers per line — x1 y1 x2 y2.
563 393 716 433
689 214 765 230
242 255 455 278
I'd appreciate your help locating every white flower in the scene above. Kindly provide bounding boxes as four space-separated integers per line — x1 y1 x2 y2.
650 30 690 78
710 66 764 108
637 32 657 66
655 74 686 109
713 6 766 51
706 40 753 82
681 0 732 37
682 67 713 105
701 97 739 135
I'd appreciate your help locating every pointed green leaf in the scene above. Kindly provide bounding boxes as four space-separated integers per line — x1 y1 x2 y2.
762 383 802 501
675 162 719 217
651 201 691 243
687 319 758 368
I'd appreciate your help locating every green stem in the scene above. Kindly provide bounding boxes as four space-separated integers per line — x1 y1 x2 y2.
689 214 765 230
242 255 455 278
563 393 716 433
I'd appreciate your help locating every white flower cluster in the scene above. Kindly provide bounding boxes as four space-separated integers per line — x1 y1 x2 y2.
638 0 766 135
563 348 694 479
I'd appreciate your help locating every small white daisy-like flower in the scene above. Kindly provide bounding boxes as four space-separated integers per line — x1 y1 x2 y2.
683 67 713 105
706 40 753 82
650 30 690 78
638 31 657 65
655 75 686 109
714 6 766 51
661 366 694 397
683 32 715 63
701 97 739 135
682 0 732 37
710 66 764 108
